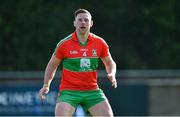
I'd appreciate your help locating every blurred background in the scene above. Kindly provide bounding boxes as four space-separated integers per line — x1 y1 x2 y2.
0 0 180 116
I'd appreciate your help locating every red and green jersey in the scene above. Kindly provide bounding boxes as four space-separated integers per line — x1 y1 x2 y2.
54 32 109 91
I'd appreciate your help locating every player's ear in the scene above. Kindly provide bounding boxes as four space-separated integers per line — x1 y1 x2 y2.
90 20 93 27
73 20 76 27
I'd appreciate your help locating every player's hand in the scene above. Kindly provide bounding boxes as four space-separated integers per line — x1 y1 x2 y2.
107 73 117 88
39 86 49 100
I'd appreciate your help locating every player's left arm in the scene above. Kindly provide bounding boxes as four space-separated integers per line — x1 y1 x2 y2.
101 52 117 88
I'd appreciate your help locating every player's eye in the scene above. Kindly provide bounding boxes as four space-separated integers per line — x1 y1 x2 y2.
78 19 82 22
84 19 89 22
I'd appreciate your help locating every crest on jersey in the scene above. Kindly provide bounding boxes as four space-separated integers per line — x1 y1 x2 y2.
80 58 91 71
92 49 97 56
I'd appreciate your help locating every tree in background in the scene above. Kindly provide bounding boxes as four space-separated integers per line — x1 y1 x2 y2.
0 0 180 70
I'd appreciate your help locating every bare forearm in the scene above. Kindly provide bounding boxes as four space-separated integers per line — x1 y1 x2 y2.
103 58 117 88
39 56 60 100
43 56 60 87
105 60 116 75
43 63 57 86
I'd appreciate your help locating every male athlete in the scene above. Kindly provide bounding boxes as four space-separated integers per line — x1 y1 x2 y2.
39 9 117 116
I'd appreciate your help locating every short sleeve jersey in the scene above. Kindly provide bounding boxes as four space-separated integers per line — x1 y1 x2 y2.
54 32 109 91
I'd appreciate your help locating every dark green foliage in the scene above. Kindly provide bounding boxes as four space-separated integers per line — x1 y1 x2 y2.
0 0 180 70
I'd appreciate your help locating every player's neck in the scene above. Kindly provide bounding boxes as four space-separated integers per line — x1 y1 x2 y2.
76 31 89 44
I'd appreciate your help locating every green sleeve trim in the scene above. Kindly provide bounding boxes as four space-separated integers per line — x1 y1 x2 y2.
53 34 72 55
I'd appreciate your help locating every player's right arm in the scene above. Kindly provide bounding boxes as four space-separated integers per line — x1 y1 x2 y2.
39 55 61 100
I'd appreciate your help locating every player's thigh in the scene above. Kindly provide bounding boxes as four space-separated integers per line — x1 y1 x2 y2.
88 100 113 117
55 102 76 116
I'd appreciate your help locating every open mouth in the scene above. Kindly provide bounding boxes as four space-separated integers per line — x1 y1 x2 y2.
80 26 86 29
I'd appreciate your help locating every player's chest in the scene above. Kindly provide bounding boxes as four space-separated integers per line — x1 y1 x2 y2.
64 43 100 58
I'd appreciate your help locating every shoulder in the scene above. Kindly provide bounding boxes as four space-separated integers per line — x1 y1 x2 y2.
53 33 73 56
56 33 73 47
90 33 108 45
90 33 107 42
90 33 103 40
